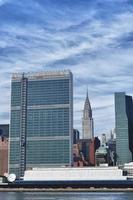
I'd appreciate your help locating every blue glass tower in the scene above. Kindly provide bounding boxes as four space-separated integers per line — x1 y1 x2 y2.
115 92 133 165
9 71 73 178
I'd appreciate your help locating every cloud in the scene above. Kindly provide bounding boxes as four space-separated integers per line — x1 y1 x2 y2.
0 0 9 6
0 0 133 136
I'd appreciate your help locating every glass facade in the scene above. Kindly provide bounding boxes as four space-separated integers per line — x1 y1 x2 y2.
115 92 133 165
9 71 73 178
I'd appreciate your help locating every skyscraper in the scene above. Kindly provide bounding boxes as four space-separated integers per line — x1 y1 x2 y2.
82 90 94 139
115 92 133 165
9 70 73 178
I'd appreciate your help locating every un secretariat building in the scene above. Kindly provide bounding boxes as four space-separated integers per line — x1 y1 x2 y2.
9 70 73 178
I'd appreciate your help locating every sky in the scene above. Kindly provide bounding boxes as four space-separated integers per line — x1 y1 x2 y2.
0 0 133 136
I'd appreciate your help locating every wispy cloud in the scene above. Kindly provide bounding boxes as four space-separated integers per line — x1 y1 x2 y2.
0 0 9 6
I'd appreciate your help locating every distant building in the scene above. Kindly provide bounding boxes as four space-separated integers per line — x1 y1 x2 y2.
115 92 133 165
107 139 116 153
107 130 116 166
0 124 9 139
107 140 116 166
73 144 83 167
78 139 90 165
0 138 8 176
82 90 94 139
94 137 101 151
0 124 9 175
73 129 80 144
95 144 110 166
9 71 73 178
74 137 100 166
110 129 116 140
89 139 95 166
101 133 106 145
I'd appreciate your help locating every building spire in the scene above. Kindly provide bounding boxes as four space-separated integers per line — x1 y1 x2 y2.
82 89 94 139
87 86 88 99
84 88 92 116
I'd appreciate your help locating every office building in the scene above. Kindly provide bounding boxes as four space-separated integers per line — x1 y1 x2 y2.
9 70 73 178
82 90 94 139
115 92 133 165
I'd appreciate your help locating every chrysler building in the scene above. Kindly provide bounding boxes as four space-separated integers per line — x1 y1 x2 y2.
82 90 94 139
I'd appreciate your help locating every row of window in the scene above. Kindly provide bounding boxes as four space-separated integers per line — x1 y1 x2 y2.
11 79 71 106
10 108 70 137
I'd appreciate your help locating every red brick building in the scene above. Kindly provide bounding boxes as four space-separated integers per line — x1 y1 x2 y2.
73 137 100 167
89 139 95 166
0 138 8 176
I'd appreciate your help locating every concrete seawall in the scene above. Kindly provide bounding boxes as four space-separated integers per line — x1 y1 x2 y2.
1 187 133 192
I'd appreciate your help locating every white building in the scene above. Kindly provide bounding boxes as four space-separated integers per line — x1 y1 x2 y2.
24 167 126 181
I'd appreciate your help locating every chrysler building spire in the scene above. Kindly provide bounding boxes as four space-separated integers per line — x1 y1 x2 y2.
82 89 94 139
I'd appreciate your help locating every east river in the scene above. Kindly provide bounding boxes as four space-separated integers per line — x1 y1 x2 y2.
0 192 133 200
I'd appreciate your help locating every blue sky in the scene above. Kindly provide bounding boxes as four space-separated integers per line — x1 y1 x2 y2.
0 0 133 136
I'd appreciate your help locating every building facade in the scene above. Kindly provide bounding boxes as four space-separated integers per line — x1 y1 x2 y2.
9 71 73 178
0 138 8 176
74 138 98 166
73 129 80 144
95 144 110 166
0 124 9 139
115 92 133 165
82 90 94 139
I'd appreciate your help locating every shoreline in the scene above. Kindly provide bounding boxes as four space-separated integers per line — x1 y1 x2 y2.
1 188 133 192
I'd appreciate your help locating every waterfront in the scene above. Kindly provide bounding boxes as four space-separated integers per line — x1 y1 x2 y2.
0 192 133 200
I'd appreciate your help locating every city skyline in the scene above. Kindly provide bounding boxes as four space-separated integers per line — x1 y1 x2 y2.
0 0 133 135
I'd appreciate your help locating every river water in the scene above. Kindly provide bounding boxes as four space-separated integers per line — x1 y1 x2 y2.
0 192 133 200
